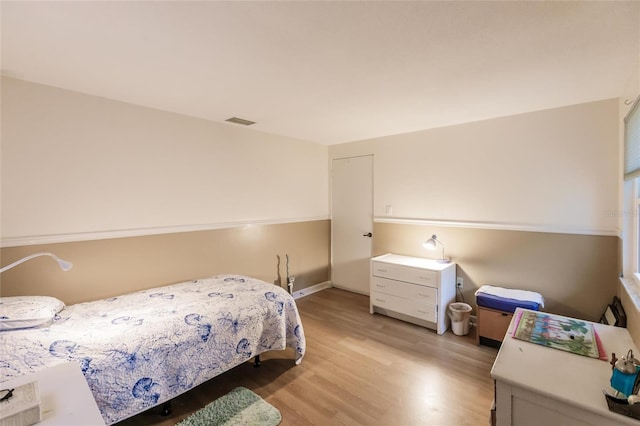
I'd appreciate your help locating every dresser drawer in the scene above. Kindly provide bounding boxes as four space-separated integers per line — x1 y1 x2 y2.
371 261 437 286
371 276 437 303
371 291 437 322
478 307 513 342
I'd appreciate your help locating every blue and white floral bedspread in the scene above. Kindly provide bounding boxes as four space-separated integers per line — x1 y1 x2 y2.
0 275 306 424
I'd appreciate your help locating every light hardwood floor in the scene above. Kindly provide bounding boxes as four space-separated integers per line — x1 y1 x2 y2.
117 288 498 426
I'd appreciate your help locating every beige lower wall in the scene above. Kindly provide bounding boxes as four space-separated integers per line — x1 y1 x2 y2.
0 218 623 328
0 220 330 305
373 222 620 321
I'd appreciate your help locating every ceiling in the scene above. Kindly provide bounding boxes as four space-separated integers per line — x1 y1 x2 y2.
2 1 639 145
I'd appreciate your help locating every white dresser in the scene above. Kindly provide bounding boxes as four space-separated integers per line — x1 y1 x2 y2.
369 253 456 335
491 308 639 426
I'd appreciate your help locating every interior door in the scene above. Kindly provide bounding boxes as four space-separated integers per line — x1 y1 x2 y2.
331 155 373 295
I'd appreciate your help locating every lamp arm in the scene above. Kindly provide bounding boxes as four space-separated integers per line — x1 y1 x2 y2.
437 239 446 260
0 252 73 273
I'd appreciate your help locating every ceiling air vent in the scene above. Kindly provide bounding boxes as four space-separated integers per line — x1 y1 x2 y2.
225 117 256 126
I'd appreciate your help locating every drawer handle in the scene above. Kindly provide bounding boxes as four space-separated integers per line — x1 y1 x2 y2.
419 276 432 280
417 310 427 314
376 284 387 288
376 298 386 303
376 268 388 273
417 293 431 297
501 313 509 316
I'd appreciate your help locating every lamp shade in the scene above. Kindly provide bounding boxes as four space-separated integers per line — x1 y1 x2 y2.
424 235 438 250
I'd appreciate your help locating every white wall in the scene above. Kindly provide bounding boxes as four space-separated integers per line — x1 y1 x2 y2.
1 77 329 243
330 99 619 235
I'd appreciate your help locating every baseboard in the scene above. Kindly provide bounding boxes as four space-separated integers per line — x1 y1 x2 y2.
293 281 332 300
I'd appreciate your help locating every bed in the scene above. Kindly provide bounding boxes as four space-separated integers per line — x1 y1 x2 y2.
0 274 306 424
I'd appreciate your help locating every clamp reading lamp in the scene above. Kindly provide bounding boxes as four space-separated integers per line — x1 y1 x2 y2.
423 234 451 263
0 252 73 273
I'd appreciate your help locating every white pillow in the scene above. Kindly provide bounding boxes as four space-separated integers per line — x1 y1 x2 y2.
0 296 66 331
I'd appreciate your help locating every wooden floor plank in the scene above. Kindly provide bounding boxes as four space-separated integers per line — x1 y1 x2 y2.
116 288 498 425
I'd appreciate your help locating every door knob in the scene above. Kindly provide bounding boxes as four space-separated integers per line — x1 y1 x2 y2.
363 232 373 238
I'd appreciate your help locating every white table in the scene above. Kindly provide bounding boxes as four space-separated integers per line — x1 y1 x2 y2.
0 361 104 425
491 308 639 426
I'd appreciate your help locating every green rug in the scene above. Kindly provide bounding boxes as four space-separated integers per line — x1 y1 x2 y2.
177 387 281 426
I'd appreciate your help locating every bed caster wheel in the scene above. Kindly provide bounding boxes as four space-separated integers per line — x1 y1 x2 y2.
161 401 172 416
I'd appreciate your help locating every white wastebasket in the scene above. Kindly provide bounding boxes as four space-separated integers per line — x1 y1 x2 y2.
449 302 472 336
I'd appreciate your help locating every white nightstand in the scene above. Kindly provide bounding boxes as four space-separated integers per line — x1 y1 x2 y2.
0 362 104 425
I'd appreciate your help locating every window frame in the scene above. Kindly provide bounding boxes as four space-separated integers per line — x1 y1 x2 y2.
623 96 640 311
634 178 640 283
